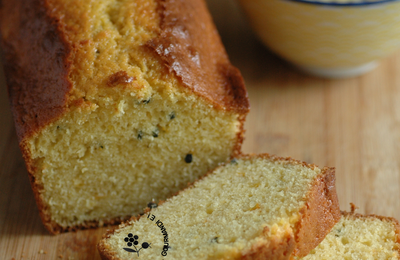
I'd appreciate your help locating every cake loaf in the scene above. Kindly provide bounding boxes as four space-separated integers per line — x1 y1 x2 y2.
0 0 249 233
303 210 400 259
98 154 341 260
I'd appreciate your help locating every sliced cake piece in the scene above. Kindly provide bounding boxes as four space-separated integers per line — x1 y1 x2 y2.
303 210 400 260
98 154 340 260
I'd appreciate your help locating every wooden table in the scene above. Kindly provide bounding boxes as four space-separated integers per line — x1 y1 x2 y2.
2 1 400 259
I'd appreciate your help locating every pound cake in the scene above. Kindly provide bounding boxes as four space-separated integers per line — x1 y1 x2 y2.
98 154 341 260
303 210 400 259
0 0 249 233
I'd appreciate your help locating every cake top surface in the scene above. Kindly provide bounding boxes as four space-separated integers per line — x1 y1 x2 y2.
0 0 249 140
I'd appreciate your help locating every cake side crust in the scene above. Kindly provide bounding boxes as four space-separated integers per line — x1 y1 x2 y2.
0 0 73 234
240 228 295 260
292 166 341 257
240 164 341 259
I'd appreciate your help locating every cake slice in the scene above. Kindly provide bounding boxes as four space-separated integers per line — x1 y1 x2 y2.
0 0 249 233
303 209 400 259
98 154 340 260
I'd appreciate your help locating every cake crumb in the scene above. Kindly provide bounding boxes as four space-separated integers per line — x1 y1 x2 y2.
107 71 135 87
350 202 359 213
59 255 64 258
38 249 46 254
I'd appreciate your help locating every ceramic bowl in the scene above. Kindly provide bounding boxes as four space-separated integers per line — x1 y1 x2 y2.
238 0 400 78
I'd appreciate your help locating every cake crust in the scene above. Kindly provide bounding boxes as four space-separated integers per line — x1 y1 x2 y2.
148 0 249 114
240 156 340 259
0 0 73 142
0 0 249 234
0 0 74 234
292 166 340 257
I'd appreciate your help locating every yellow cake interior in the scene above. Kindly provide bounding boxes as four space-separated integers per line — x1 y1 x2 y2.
25 0 241 229
103 157 321 259
303 215 400 260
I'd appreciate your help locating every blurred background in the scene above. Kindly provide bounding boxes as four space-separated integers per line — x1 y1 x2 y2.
206 0 400 219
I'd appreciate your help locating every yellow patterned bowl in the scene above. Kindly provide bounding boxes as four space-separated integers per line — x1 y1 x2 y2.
238 0 400 78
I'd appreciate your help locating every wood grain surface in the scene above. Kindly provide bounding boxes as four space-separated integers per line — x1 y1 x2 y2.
2 0 400 259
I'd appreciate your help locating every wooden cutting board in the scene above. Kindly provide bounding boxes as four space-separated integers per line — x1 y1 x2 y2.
2 0 400 259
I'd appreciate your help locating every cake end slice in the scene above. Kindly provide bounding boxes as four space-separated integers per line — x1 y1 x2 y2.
303 208 400 259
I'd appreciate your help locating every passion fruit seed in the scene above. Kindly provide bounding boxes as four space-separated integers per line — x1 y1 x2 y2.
185 154 193 163
148 202 158 209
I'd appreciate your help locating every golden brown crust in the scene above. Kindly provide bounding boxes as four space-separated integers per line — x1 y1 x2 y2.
0 0 73 235
341 205 400 226
292 167 341 257
1 0 248 234
0 0 73 142
241 229 295 260
148 0 249 114
238 156 340 259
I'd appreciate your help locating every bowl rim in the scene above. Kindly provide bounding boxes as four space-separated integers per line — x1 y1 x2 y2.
287 0 398 6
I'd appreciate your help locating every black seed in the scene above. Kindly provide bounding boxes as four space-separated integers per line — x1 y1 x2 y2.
142 98 151 104
147 202 158 209
124 237 129 242
100 145 104 149
57 126 60 130
137 131 143 140
129 238 134 242
134 235 139 239
134 241 139 245
230 158 238 164
169 112 176 120
185 154 193 163
142 242 151 249
128 233 133 237
127 242 132 247
152 128 159 138
211 237 219 243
